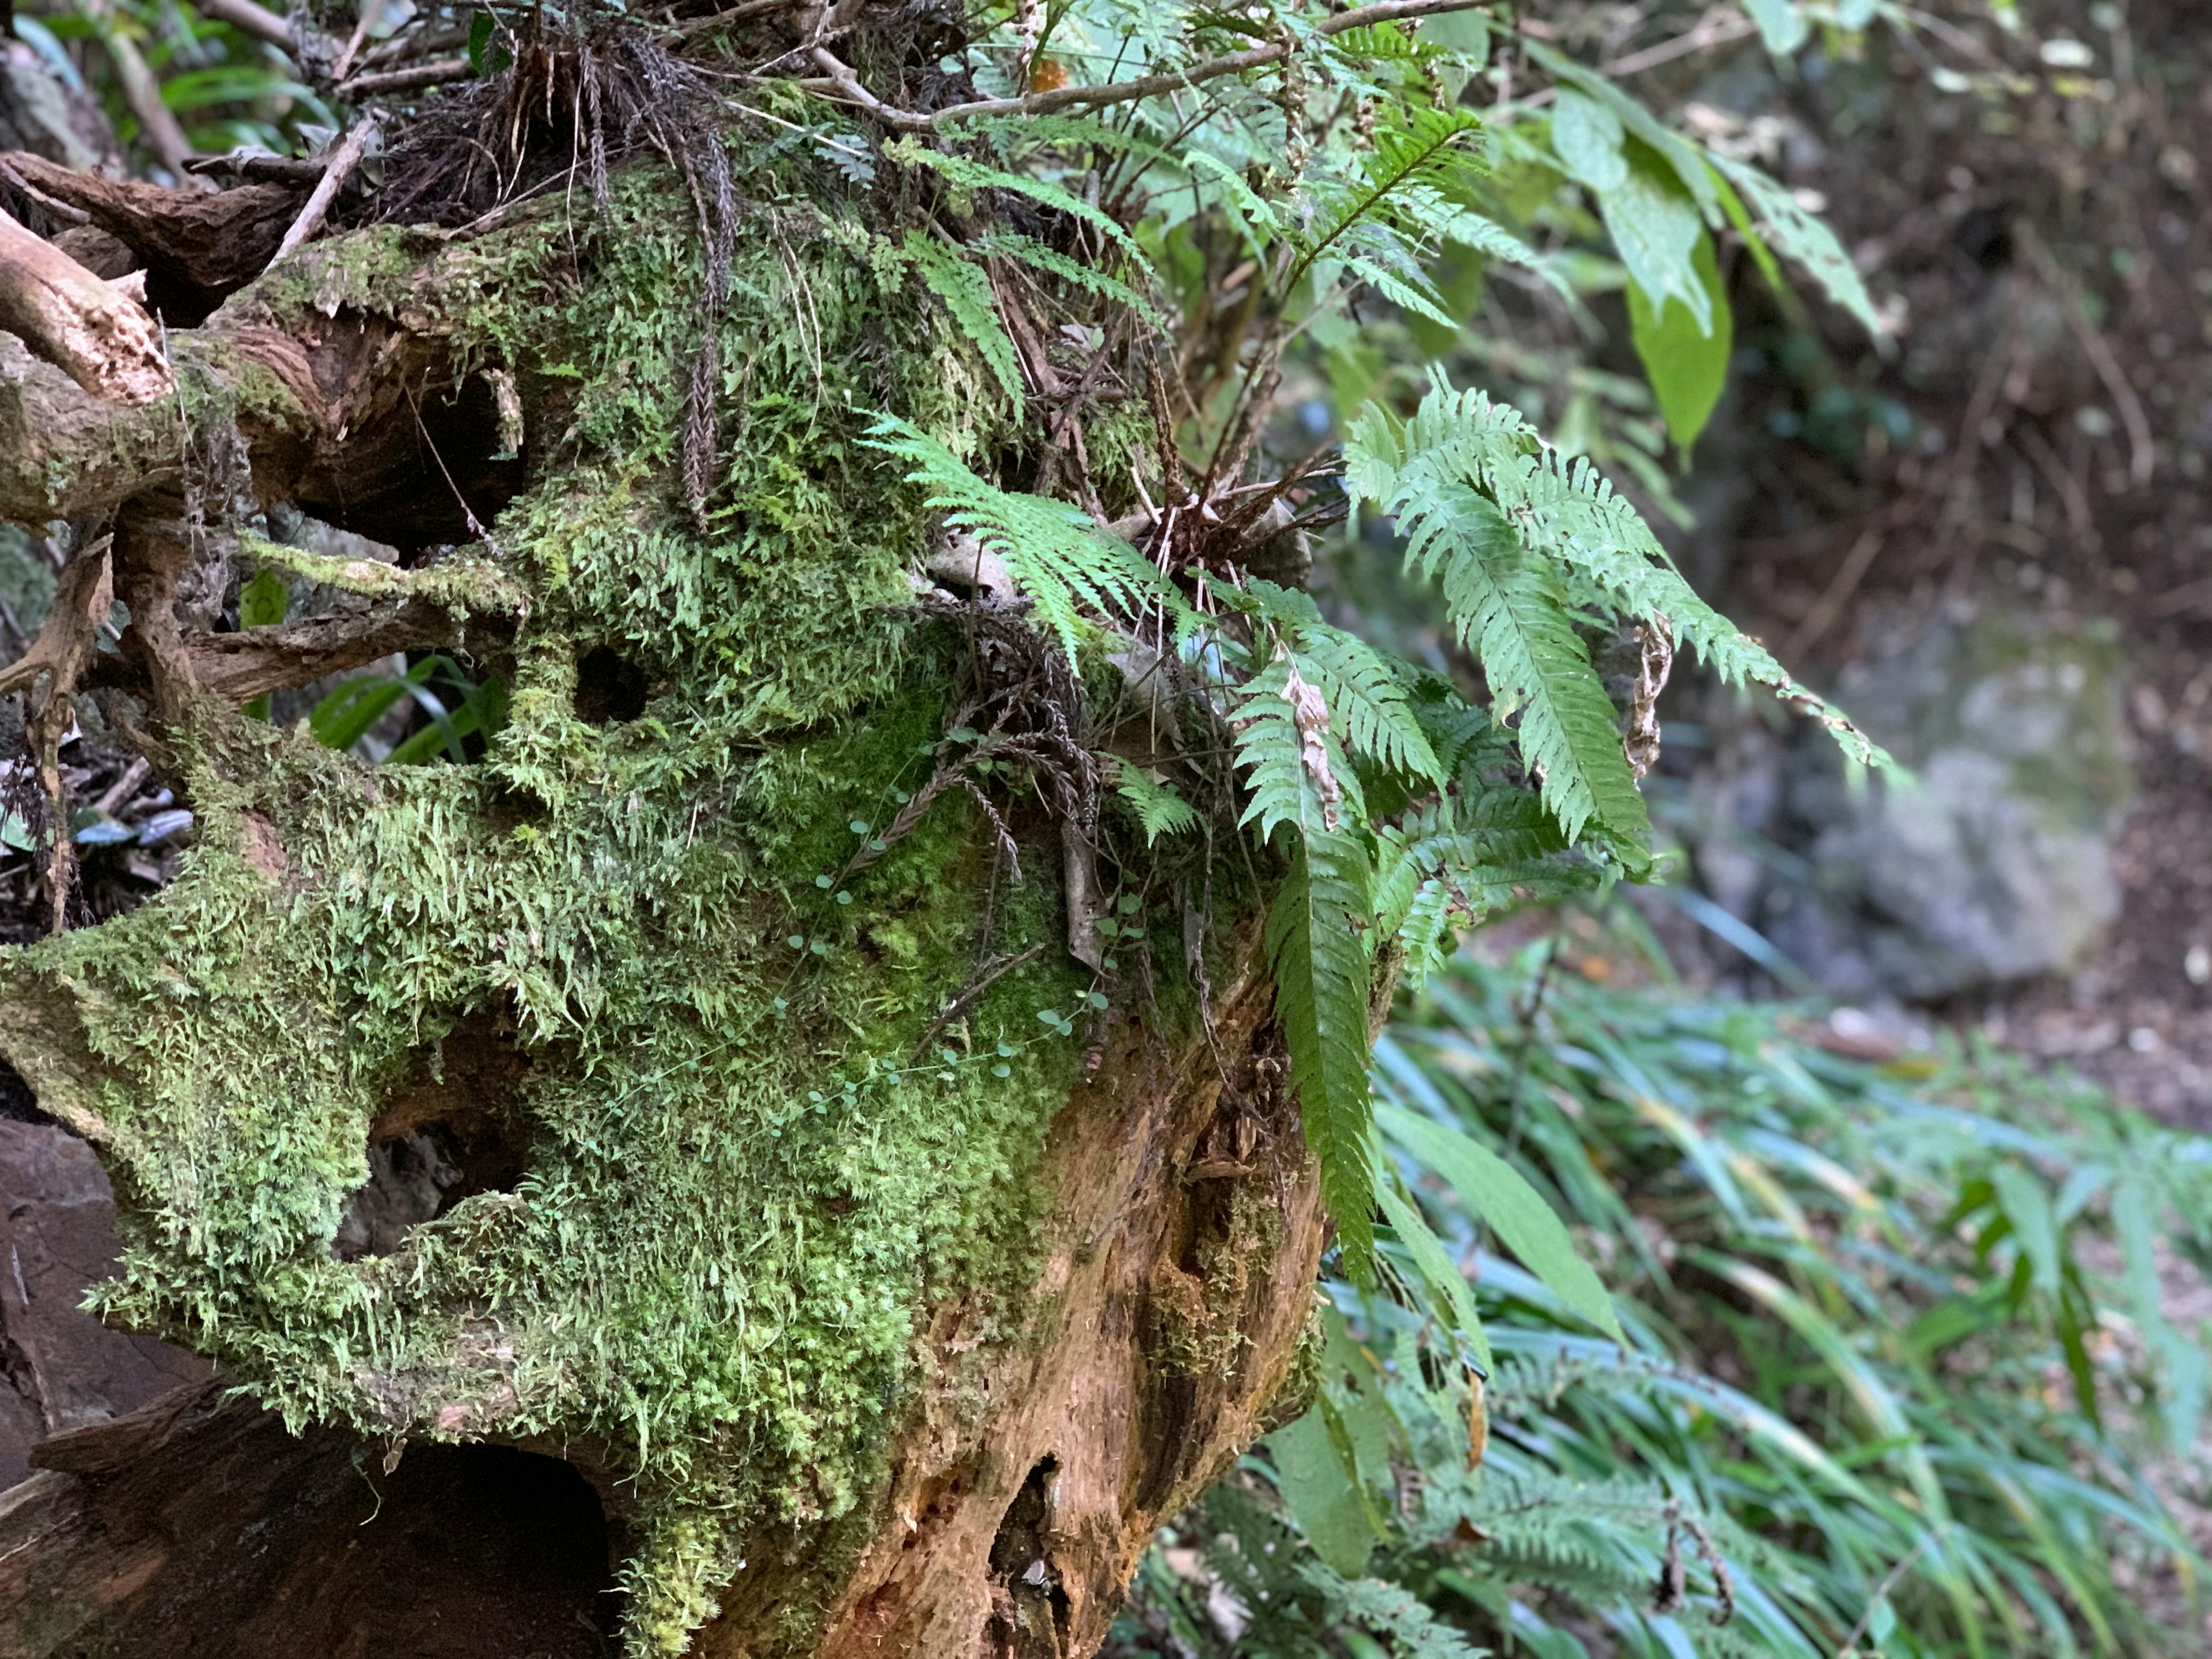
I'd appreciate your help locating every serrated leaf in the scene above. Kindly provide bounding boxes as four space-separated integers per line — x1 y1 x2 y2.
1266 832 1378 1282
904 233 1024 420
887 139 1144 260
1106 756 1198 845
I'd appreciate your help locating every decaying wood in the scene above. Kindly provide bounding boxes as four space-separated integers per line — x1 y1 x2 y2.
1 150 306 318
0 930 1320 1659
698 937 1321 1659
0 206 172 403
0 1382 622 1659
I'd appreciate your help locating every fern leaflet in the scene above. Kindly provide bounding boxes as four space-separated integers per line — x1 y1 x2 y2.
1236 665 1378 1278
865 418 1179 662
903 233 1024 419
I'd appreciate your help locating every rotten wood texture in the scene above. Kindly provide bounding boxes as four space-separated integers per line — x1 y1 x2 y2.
0 933 1319 1659
0 1382 623 1658
0 205 171 403
0 150 305 323
698 935 1322 1659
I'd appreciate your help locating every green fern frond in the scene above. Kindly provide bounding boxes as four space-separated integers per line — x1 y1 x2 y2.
1106 756 1199 846
1234 664 1378 1278
864 417 1178 662
903 233 1024 419
1268 831 1378 1281
1291 105 1484 287
1354 375 1891 774
1229 580 1447 787
972 230 1162 324
1351 460 1646 847
885 138 1145 259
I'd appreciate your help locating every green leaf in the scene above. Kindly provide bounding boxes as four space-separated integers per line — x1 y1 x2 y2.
1376 1179 1491 1371
1378 1104 1623 1342
1741 0 1810 54
1991 1165 2061 1297
238 567 287 630
1598 142 1710 334
1548 89 1627 194
1707 151 1882 336
885 140 1143 260
1267 1408 1382 1577
864 416 1183 664
466 10 494 76
1266 833 1379 1282
1627 228 1733 458
904 233 1024 421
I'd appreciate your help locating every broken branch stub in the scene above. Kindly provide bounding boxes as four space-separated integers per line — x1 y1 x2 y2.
0 207 173 404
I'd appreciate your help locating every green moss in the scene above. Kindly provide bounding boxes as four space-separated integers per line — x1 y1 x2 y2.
0 142 1101 1654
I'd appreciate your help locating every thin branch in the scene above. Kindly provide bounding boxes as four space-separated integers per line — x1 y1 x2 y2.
186 0 300 52
267 113 379 269
329 0 388 83
79 0 200 180
336 55 472 99
808 0 1491 131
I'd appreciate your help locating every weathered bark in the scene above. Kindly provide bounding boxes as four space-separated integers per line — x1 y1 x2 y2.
0 206 171 404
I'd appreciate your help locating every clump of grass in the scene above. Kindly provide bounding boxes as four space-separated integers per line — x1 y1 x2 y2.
1118 918 2211 1658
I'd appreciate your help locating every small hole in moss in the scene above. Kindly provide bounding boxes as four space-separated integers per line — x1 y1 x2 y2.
336 1012 535 1260
574 647 648 725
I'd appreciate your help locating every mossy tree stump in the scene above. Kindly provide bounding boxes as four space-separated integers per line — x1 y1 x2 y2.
0 71 1324 1658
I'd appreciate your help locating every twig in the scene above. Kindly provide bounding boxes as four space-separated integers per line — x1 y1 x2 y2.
1784 527 1883 661
907 944 1047 1062
92 756 151 816
267 113 380 269
1836 1529 1941 1657
187 0 300 52
671 0 801 37
2018 224 2155 487
336 55 472 99
330 0 388 84
1506 9 1758 109
0 157 90 225
806 0 1491 131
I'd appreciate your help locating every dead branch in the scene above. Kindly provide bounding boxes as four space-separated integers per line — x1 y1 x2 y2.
181 600 483 701
0 207 173 404
78 0 201 181
1 151 305 305
801 0 1490 131
184 0 301 53
268 115 380 270
337 56 474 99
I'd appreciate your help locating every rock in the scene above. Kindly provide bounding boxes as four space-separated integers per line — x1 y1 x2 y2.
1760 605 2133 1000
0 1095 209 1491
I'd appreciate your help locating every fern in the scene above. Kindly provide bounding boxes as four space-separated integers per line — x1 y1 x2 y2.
1228 579 1446 787
904 233 1024 419
972 230 1162 324
885 138 1144 260
865 417 1179 662
1351 449 1647 849
1236 664 1378 1279
1348 376 1891 813
1289 105 1486 290
1107 756 1198 846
